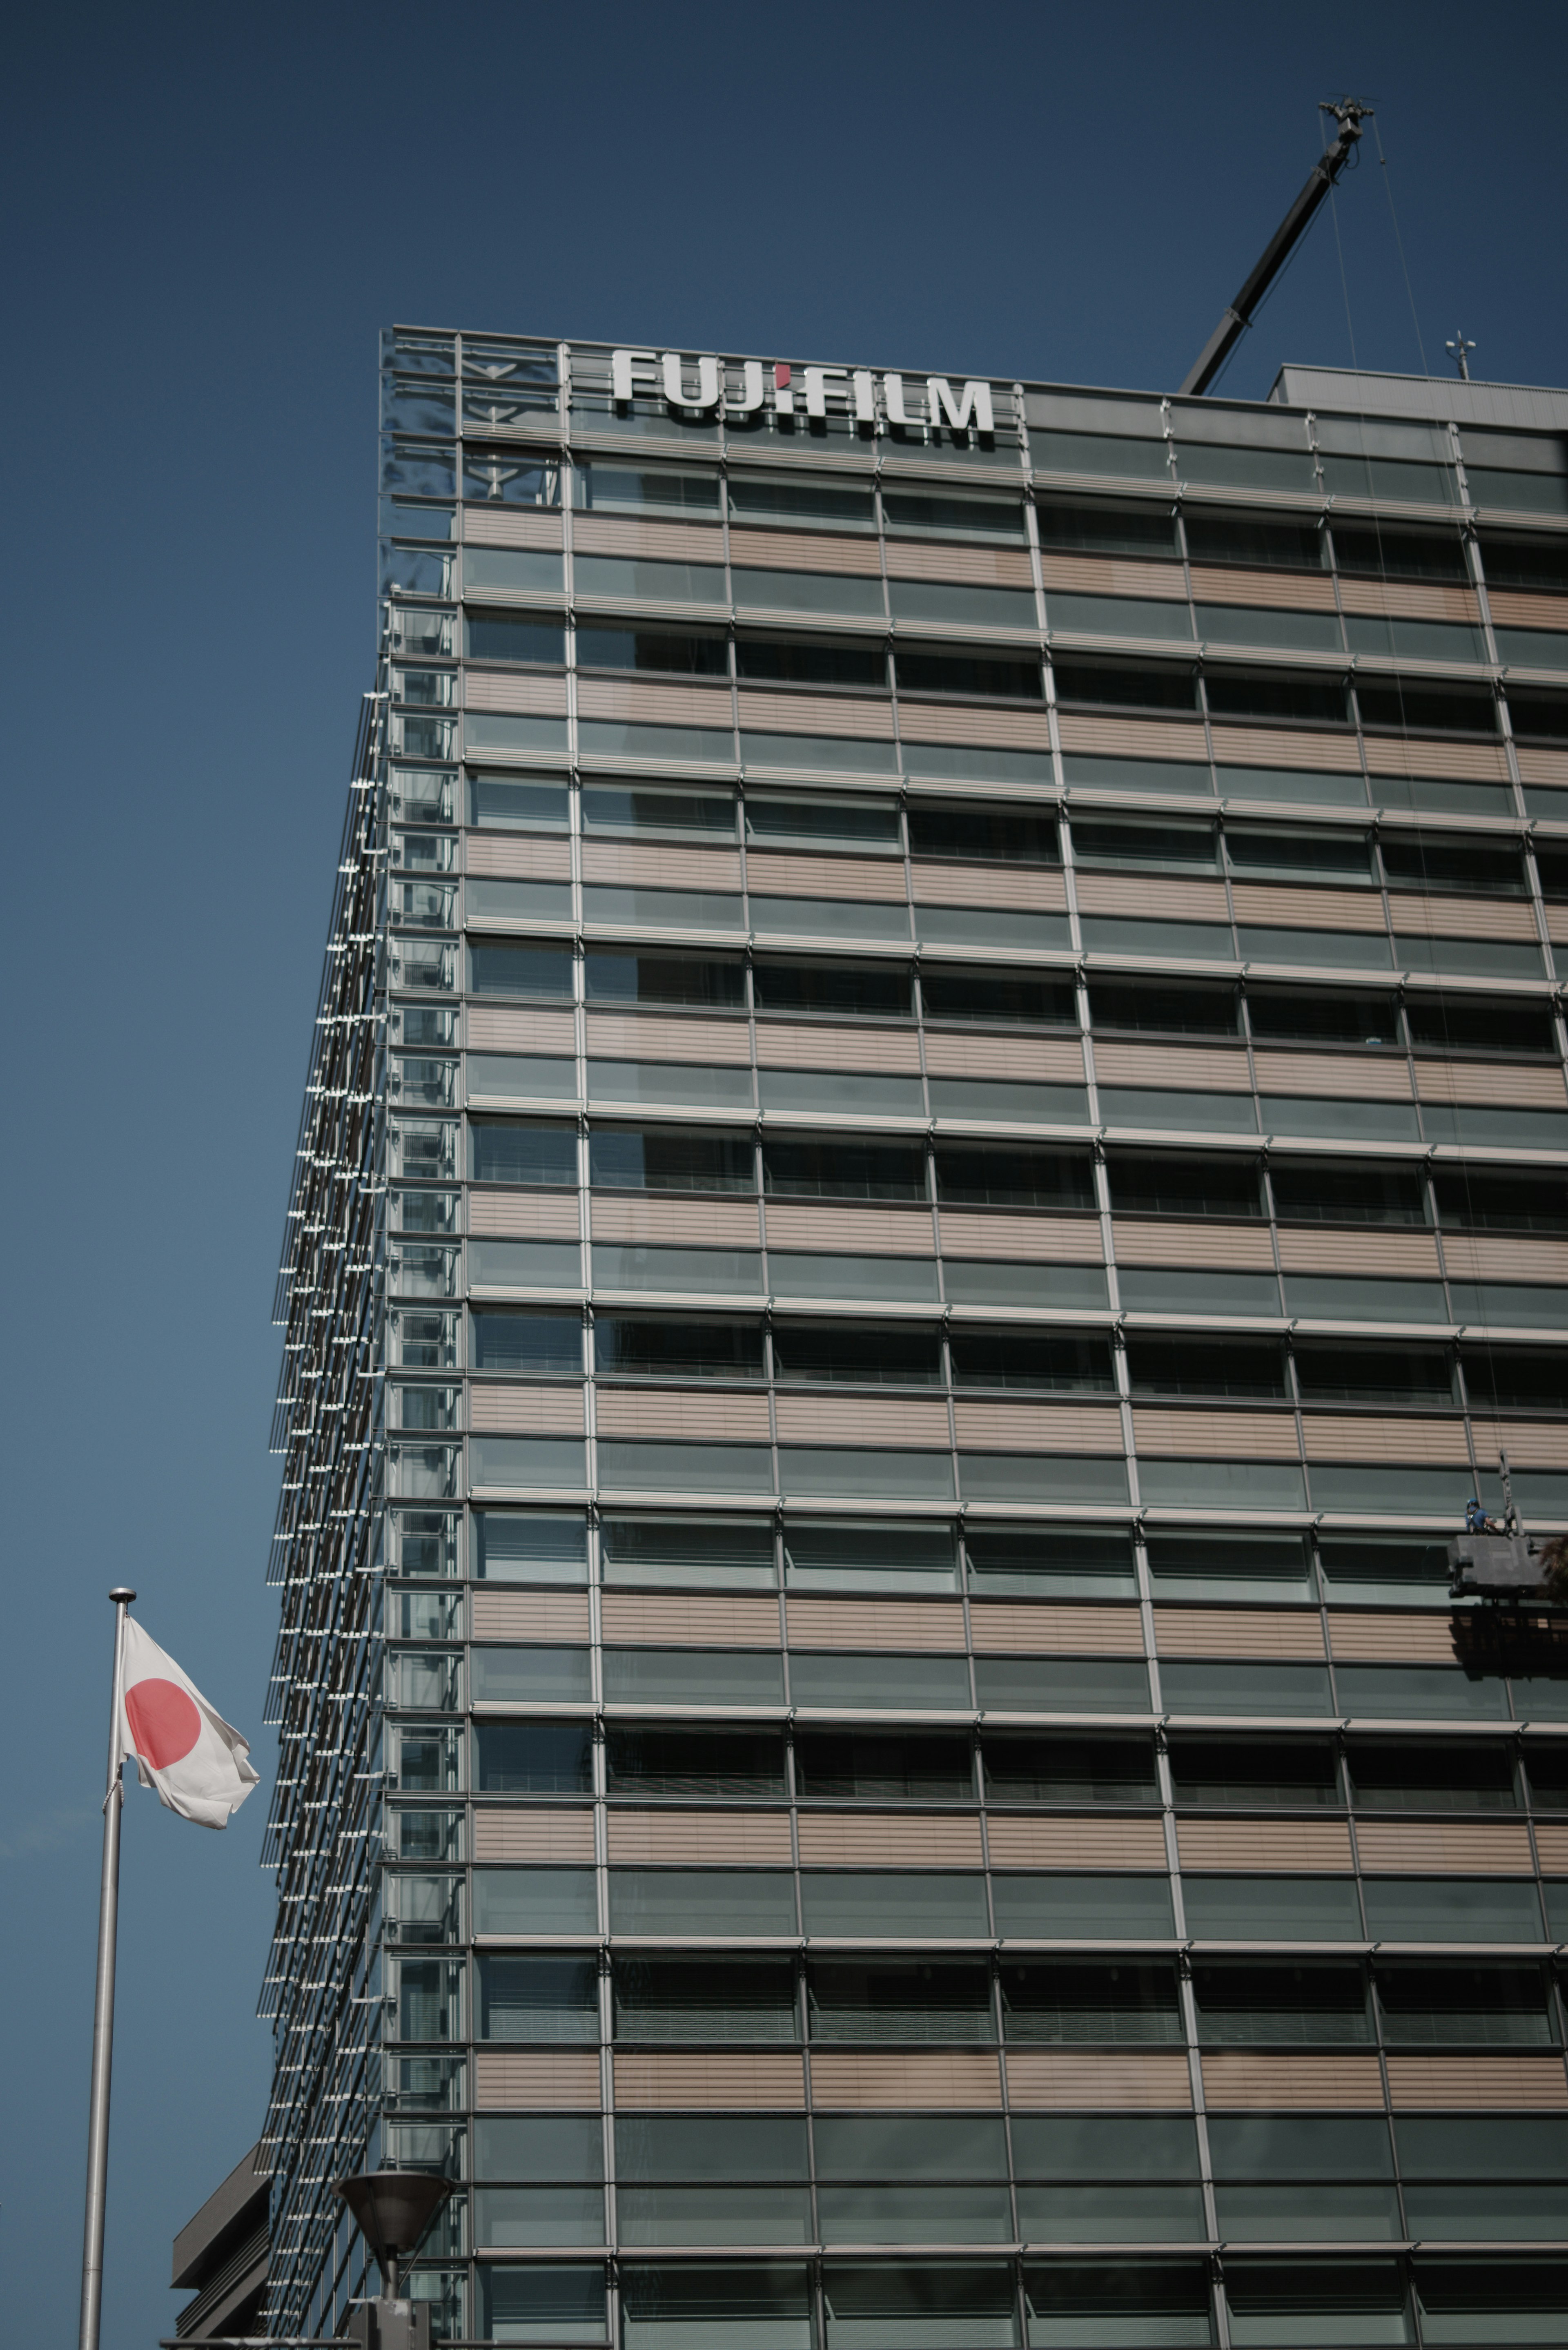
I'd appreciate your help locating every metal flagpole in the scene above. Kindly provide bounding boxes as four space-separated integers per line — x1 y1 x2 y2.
78 1587 136 2350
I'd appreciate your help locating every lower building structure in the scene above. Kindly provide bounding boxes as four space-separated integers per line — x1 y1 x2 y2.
258 331 1568 2348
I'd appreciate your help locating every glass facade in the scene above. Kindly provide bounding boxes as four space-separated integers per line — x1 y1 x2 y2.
259 329 1568 2346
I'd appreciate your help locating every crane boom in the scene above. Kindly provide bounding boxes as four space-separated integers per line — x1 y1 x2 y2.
1179 100 1371 398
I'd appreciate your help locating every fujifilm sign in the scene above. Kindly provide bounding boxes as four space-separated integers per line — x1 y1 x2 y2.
610 349 996 433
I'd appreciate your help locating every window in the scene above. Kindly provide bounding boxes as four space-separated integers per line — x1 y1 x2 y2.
1348 1740 1518 1813
884 489 1027 543
1053 658 1200 713
728 473 876 532
1126 1336 1287 1400
747 795 902 852
772 1322 943 1387
605 1726 787 1802
1432 1166 1568 1233
469 772 570 832
599 1515 775 1588
1023 2259 1214 2346
1091 978 1238 1036
1036 500 1179 558
474 1724 593 1795
1107 1151 1265 1219
896 645 1044 700
764 1135 927 1201
1192 1962 1370 2045
1186 511 1328 571
951 1330 1116 1394
1169 1738 1341 1808
735 633 886 689
1294 1344 1452 1407
465 610 566 665
1332 521 1469 582
477 1955 598 2042
612 1958 797 2041
796 1728 973 1804
469 1120 577 1186
1503 686 1568 742
1205 669 1350 726
935 1142 1095 1209
984 1732 1156 1804
1002 1960 1182 2044
1465 1348 1568 1411
1270 1160 1427 1226
1358 676 1497 735
967 1530 1138 1599
474 1512 588 1584
582 783 736 839
575 620 728 676
922 968 1078 1027
589 1126 756 1195
808 1960 996 2043
1479 533 1568 593
907 803 1061 866
480 2263 606 2345
1247 989 1402 1048
471 1311 583 1375
1071 816 1219 872
584 950 746 1008
468 941 574 1000
1377 1962 1559 2046
1225 826 1375 885
575 459 720 516
1379 831 1527 896
753 959 912 1020
595 1317 766 1381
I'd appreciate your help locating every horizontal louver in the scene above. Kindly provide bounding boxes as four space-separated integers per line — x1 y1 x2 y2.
1176 1819 1351 1871
1389 893 1538 941
898 704 1053 749
925 1034 1084 1081
572 513 724 562
1488 588 1568 630
756 1023 922 1074
1417 1059 1566 1106
764 1203 934 1254
747 850 907 902
576 676 731 728
1094 1043 1251 1091
467 1006 576 1053
1337 577 1481 622
1302 1415 1470 1465
469 1385 584 1436
606 1810 793 1866
1201 2054 1384 2109
464 672 568 715
774 1395 949 1447
472 1591 592 1642
1439 1233 1568 1282
1040 555 1185 600
912 863 1068 912
1006 2051 1192 2109
590 1197 760 1247
473 1810 595 1864
1354 1822 1534 1874
613 2053 805 2108
810 2052 1003 2109
1385 2056 1568 2109
986 1815 1165 1868
786 1598 966 1653
953 1402 1125 1454
940 1212 1103 1264
595 1389 771 1443
797 1815 984 1867
1365 736 1511 782
887 542 1034 587
1229 882 1383 930
1326 1613 1459 1663
1252 1050 1410 1100
1274 1229 1439 1276
1210 726 1363 773
736 689 894 739
1154 1607 1324 1659
600 1594 780 1648
465 509 562 551
969 1602 1143 1656
475 2052 599 2109
468 1192 579 1238
727 527 882 577
1114 1220 1276 1270
1134 1411 1301 1461
466 835 572 879
1075 874 1229 921
1058 713 1209 763
581 841 742 891
584 1012 750 1064
1188 565 1339 612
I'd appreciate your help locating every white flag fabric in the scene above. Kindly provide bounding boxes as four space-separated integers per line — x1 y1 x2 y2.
112 1617 260 1829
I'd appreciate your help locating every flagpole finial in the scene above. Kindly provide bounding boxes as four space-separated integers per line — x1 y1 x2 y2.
109 1588 136 1603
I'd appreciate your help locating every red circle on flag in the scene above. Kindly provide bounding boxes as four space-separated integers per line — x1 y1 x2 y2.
126 1679 201 1769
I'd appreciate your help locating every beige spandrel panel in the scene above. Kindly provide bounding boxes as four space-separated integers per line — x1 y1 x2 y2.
938 1212 1103 1264
796 1814 984 1868
1113 1220 1276 1270
952 1403 1125 1454
571 513 725 562
1437 1233 1568 1283
1200 2054 1385 2111
897 704 1053 751
468 1006 578 1053
584 1012 751 1064
1364 736 1511 783
1038 553 1187 601
1385 2056 1568 2110
465 672 569 716
580 840 743 892
472 1590 592 1642
745 851 908 902
466 835 574 880
1388 892 1539 941
911 863 1069 912
1302 1415 1470 1465
465 509 563 551
599 1593 782 1648
774 1395 949 1448
1074 873 1230 922
576 676 732 729
1153 1606 1325 1660
984 1815 1166 1869
1093 1042 1251 1092
468 1384 585 1436
594 1389 772 1444
1338 577 1481 622
755 1023 922 1074
1326 1613 1461 1663
590 1196 762 1248
969 1603 1144 1657
1209 725 1364 774
727 526 883 577
1187 564 1339 612
735 689 895 740
808 2052 1004 2111
886 541 1035 587
613 2053 807 2111
475 2051 601 2110
1488 589 1568 631
1416 1059 1568 1106
1546 906 1568 947
468 1191 581 1239
1353 1822 1536 1875
1175 1819 1352 1872
605 1810 794 1866
1229 882 1385 931
763 1203 934 1255
785 1597 967 1653
1056 712 1209 763
1532 1826 1568 1875
1250 1050 1411 1101
1515 745 1568 787
1005 2051 1192 2110
1468 1420 1568 1470
473 1810 597 1864
923 1034 1085 1081
1273 1228 1440 1277
1133 1409 1300 1460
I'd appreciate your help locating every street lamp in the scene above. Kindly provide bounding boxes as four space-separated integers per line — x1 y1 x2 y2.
334 2171 454 2349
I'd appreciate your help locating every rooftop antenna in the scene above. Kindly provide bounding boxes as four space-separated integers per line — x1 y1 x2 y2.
1446 328 1476 381
1180 98 1373 397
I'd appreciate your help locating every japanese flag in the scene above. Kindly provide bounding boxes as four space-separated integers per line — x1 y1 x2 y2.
113 1617 260 1829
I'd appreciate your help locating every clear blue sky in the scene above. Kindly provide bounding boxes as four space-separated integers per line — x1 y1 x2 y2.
2 3 1564 2342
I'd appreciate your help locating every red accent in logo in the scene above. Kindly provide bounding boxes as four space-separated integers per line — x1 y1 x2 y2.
773 363 791 390
126 1679 202 1770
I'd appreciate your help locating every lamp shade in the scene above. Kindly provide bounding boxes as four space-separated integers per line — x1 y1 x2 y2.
334 2171 453 2271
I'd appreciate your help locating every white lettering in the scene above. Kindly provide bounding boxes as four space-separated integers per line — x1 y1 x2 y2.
661 352 721 410
610 349 658 402
927 377 995 435
851 370 876 423
804 366 848 418
730 360 767 415
882 372 910 425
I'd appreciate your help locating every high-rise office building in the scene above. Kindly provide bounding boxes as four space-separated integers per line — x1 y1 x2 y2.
260 328 1568 2347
